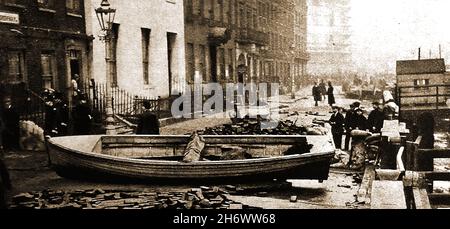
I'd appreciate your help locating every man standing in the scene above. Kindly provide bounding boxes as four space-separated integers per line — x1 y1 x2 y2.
367 102 384 133
72 94 93 135
312 82 321 107
329 106 345 150
327 81 336 107
344 103 356 151
319 79 327 102
136 100 160 135
1 97 20 151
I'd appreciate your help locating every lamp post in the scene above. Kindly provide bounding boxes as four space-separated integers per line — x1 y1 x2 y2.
95 0 116 135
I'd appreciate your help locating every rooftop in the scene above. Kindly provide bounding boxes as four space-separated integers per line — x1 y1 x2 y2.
397 59 446 75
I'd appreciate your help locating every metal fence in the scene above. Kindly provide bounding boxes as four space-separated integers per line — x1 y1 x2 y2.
81 80 164 123
20 89 47 128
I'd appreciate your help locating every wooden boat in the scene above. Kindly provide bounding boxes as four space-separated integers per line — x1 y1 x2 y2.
46 135 335 182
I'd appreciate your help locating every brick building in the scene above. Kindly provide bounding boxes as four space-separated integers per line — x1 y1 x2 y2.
184 0 308 94
0 0 91 99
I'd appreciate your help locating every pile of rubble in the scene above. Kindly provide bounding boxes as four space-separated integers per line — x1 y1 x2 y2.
198 119 327 136
9 186 258 210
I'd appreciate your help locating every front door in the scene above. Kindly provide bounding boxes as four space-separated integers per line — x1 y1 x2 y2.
67 50 82 89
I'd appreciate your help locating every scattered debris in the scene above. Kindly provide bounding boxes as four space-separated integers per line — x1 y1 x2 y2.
197 119 317 136
9 188 259 210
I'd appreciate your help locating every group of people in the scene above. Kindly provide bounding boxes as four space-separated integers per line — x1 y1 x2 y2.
312 80 336 107
329 101 388 151
43 88 93 137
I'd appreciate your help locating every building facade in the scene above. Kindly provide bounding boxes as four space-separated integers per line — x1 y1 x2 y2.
306 0 352 77
85 0 186 98
184 0 308 94
396 58 449 108
0 0 90 99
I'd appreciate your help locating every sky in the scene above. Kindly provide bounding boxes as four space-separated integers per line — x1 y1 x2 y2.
350 0 450 74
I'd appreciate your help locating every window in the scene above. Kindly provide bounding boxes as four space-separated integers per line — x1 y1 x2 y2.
199 45 207 82
37 0 55 9
186 43 195 83
66 0 81 14
239 5 245 28
206 0 213 19
414 79 431 92
219 48 225 80
228 48 234 80
40 53 56 89
141 28 151 85
186 0 193 16
7 51 25 83
199 0 205 18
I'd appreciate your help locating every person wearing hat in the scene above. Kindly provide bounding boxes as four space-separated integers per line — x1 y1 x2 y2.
136 100 160 135
329 106 345 149
1 96 20 151
354 108 367 131
72 94 93 135
312 82 322 107
368 101 384 133
344 103 357 151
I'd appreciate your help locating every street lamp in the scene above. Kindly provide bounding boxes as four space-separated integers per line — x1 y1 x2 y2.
95 0 116 135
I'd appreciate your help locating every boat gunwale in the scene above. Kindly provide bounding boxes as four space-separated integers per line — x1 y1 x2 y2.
47 135 335 166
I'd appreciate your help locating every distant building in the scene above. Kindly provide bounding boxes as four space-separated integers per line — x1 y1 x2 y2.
396 58 449 109
184 0 308 94
84 0 186 97
306 0 352 77
0 0 90 99
396 58 450 131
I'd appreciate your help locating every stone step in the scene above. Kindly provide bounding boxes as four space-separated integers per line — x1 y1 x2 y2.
371 181 407 209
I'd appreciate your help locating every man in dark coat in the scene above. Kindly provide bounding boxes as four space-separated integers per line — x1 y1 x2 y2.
319 79 327 102
367 102 384 133
354 108 368 131
72 95 93 135
1 96 20 151
327 81 336 107
54 92 69 136
329 106 345 149
136 100 160 135
312 82 321 107
344 103 356 151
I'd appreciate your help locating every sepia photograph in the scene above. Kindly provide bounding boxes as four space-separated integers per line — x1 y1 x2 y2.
0 0 449 225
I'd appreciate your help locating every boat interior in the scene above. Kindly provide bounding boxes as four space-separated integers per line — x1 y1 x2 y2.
50 135 335 161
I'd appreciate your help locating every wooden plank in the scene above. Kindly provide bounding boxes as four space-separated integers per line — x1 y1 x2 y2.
412 187 432 209
417 149 450 158
428 194 450 205
358 165 376 204
371 181 407 209
424 172 450 181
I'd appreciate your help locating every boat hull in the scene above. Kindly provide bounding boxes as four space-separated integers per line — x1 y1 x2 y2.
47 135 334 183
